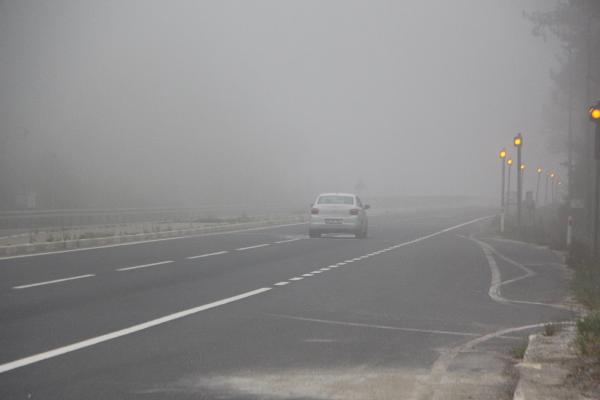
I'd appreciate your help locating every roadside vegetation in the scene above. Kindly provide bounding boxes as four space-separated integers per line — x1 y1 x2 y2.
568 241 600 359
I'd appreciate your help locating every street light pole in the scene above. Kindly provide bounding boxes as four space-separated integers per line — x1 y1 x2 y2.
499 149 507 208
514 134 523 232
536 168 543 206
589 102 600 258
506 158 513 215
499 149 507 233
545 173 552 206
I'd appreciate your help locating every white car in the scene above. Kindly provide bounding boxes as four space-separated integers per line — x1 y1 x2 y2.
308 193 369 238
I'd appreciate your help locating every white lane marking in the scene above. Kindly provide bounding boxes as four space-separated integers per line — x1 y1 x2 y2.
289 277 303 281
352 258 361 261
116 260 174 272
329 265 339 268
274 281 289 286
470 237 572 311
13 274 95 290
0 287 271 374
311 270 323 274
267 314 519 339
236 243 270 251
186 250 228 260
337 262 346 266
273 238 303 244
302 273 314 277
0 222 306 261
320 267 330 271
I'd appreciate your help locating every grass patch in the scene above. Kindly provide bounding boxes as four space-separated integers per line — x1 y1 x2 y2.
544 323 560 337
511 343 528 359
78 232 112 240
569 241 600 309
577 313 600 358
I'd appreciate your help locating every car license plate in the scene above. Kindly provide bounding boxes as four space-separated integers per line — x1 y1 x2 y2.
325 218 343 224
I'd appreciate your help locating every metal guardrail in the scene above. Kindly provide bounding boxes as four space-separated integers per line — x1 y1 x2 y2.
0 196 493 231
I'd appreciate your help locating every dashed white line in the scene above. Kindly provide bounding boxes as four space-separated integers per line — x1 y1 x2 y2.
289 277 303 281
186 251 228 259
320 267 330 271
236 243 270 251
273 238 303 244
0 287 271 374
311 270 323 274
337 262 346 266
116 260 174 272
13 274 96 290
302 273 314 277
274 281 290 286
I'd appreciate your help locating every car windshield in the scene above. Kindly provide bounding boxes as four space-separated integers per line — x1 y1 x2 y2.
317 195 354 205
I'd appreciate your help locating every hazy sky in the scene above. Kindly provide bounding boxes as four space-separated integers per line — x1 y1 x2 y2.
0 0 562 207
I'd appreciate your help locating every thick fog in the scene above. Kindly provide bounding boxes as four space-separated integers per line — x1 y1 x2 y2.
0 0 562 209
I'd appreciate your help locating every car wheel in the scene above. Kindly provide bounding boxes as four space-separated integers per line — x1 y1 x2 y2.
355 225 367 239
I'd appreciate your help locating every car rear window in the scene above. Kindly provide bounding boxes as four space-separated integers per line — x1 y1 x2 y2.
317 195 355 205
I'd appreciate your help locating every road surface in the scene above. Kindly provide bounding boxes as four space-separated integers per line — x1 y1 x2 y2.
0 207 574 399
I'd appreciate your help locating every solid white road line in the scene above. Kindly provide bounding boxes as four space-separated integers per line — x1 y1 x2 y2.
274 281 290 286
236 243 270 251
116 260 174 272
0 287 271 374
186 251 228 259
13 274 96 290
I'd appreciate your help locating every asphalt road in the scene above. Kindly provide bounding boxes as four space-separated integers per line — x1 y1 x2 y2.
0 207 575 399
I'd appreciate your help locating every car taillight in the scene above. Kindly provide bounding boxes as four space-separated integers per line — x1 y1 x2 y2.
350 208 359 215
311 208 319 215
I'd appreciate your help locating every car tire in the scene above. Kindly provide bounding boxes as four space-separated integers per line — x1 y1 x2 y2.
355 227 366 239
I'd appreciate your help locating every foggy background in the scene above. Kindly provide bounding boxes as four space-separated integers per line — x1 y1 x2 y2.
0 0 563 209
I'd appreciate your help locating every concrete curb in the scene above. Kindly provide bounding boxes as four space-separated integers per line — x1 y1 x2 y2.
513 325 580 400
0 216 305 257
